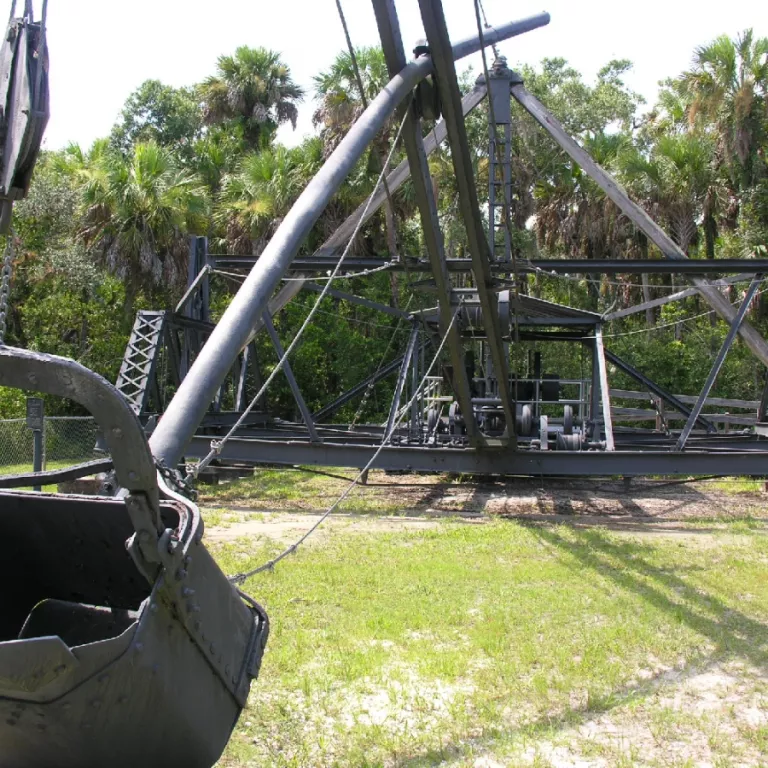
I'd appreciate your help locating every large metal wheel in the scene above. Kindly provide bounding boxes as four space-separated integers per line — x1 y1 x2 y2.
563 404 573 435
517 403 532 436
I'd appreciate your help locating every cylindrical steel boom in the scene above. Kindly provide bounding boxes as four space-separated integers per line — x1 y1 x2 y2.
150 12 550 467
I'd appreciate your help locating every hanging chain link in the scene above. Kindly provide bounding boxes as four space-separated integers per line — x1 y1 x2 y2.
0 233 16 346
157 459 199 502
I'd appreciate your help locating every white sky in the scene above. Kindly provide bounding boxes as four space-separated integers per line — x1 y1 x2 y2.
40 0 766 151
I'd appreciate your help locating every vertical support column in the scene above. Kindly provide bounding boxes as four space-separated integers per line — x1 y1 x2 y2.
484 58 514 263
757 370 768 424
410 329 421 438
263 313 319 443
676 276 761 451
370 0 481 445
186 237 210 323
594 326 614 451
590 342 600 425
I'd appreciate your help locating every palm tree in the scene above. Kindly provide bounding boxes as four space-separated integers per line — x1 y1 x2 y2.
313 48 391 151
620 132 723 332
199 47 304 151
216 139 323 255
681 30 768 189
77 141 209 323
620 132 720 257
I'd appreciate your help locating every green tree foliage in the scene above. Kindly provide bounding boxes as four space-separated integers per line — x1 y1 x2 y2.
682 30 768 190
216 138 323 254
4 32 768 421
620 132 721 256
110 80 203 157
313 47 391 152
199 46 304 151
76 140 209 321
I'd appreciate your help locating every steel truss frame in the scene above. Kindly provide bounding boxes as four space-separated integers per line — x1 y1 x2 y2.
112 3 768 479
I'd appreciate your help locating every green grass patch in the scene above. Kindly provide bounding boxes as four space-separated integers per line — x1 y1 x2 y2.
215 518 768 767
200 467 455 515
703 477 766 495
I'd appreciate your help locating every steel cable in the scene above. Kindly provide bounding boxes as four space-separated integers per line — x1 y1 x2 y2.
229 300 463 585
186 112 409 481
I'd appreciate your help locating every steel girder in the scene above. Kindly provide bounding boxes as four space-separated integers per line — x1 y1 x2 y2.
150 12 550 467
417 0 517 440
509 82 768 368
372 0 481 444
213 257 768 275
185 436 768 477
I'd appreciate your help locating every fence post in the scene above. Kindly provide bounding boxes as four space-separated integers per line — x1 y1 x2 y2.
26 397 44 491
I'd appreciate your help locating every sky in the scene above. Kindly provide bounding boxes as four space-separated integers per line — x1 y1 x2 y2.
39 0 766 151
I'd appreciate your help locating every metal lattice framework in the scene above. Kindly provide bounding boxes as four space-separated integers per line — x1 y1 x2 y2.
110 3 768 481
115 311 167 414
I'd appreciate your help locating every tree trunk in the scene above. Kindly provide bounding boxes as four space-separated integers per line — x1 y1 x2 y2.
704 212 717 259
641 273 654 328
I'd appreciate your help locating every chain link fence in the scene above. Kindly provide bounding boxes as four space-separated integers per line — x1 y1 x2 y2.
0 416 104 474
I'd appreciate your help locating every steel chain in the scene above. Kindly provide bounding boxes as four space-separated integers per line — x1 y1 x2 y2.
0 234 15 345
156 459 198 502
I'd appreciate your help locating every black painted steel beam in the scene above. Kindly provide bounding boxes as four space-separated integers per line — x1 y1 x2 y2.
185 436 768 477
311 353 409 421
604 349 716 433
302 281 412 320
676 276 762 451
372 0 481 444
213 257 768 276
418 0 516 438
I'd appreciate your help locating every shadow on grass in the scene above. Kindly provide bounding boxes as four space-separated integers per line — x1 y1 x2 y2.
398 522 768 767
530 525 768 667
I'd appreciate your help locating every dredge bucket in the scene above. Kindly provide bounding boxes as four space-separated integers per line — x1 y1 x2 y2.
0 347 269 768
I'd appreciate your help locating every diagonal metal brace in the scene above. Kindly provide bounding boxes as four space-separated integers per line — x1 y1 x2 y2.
372 0 481 444
263 312 320 442
675 276 762 451
417 0 517 441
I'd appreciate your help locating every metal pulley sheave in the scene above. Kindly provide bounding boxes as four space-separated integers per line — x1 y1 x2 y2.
0 1 49 233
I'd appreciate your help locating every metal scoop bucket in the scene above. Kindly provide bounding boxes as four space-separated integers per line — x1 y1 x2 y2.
0 347 268 768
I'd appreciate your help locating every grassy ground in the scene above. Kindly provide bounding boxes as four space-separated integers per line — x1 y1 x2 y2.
200 467 424 514
5 460 768 764
211 501 768 767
